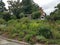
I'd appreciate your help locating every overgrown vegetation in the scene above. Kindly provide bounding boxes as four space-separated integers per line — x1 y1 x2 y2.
0 18 60 44
0 0 60 44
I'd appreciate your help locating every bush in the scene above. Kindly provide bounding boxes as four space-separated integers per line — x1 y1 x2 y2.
52 30 60 39
38 26 53 39
47 39 60 44
0 17 60 44
0 24 6 34
0 12 17 21
20 17 31 24
0 12 4 18
10 15 17 19
31 11 41 19
2 12 11 21
0 18 6 24
36 35 47 43
24 34 32 42
19 13 25 18
56 20 60 24
18 31 25 38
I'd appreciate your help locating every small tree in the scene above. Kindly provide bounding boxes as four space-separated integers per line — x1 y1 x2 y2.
8 0 21 19
22 0 40 14
49 3 60 21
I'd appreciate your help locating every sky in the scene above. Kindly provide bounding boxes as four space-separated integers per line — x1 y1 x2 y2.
3 0 60 15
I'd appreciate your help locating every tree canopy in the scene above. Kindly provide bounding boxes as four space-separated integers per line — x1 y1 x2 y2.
47 3 60 21
0 1 6 12
8 0 40 19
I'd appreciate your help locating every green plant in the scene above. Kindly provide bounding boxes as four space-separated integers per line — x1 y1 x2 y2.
19 13 25 18
47 39 60 44
20 17 31 24
18 31 25 38
31 11 41 19
24 34 32 42
38 26 53 39
0 18 6 24
2 12 11 21
10 15 17 19
36 35 47 43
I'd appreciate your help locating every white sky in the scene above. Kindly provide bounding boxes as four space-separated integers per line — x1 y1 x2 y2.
3 0 60 15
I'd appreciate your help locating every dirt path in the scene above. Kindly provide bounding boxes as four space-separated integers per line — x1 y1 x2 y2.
0 38 24 45
0 36 59 45
0 36 29 45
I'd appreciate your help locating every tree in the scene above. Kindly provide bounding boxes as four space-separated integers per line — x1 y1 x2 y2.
8 0 41 19
55 3 60 9
48 3 60 21
0 0 7 12
22 0 39 14
21 0 33 14
0 1 8 20
8 0 21 18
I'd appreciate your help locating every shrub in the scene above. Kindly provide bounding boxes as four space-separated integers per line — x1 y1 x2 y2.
47 39 60 44
52 30 60 39
19 13 25 18
2 12 11 21
18 31 25 38
56 20 60 24
0 12 4 18
0 24 6 34
38 26 53 39
24 34 32 42
7 19 18 26
0 17 60 44
10 15 17 19
36 35 47 43
20 17 31 24
0 18 6 24
31 11 41 19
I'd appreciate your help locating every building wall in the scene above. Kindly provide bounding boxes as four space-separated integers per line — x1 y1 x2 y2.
39 7 46 20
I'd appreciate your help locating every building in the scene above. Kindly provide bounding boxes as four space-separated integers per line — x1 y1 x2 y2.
39 7 46 20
